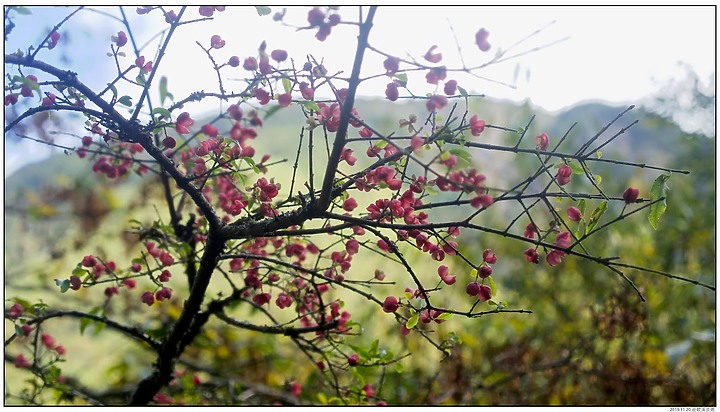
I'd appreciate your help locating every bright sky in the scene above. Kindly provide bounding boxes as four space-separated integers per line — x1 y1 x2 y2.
3 5 716 176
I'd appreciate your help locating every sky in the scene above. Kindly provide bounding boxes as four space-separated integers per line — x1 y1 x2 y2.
3 5 716 176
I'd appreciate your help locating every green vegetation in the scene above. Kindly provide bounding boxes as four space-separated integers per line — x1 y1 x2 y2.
5 98 714 405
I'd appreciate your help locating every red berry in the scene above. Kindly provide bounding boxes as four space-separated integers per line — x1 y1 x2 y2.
478 284 492 302
623 187 640 204
270 49 288 62
382 296 399 313
466 282 480 296
479 266 493 279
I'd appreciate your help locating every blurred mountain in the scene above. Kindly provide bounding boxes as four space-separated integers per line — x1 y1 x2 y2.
4 97 712 280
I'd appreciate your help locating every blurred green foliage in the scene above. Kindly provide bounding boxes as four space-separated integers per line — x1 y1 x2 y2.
4 99 714 405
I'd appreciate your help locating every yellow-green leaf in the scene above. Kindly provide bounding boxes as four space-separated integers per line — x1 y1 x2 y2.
648 173 671 230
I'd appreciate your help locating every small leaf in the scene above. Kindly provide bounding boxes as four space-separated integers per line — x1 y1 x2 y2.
436 312 454 321
351 369 365 386
152 107 171 120
457 86 468 97
487 276 497 297
136 74 146 86
303 101 320 112
404 291 413 301
159 76 169 105
117 51 126 57
567 160 584 175
79 317 92 335
55 279 70 293
369 339 379 356
586 199 608 234
577 198 586 215
594 175 602 184
449 148 472 163
648 173 671 230
469 268 478 278
255 6 271 16
72 267 87 277
348 344 370 359
282 76 292 94
596 150 603 159
20 76 42 98
394 72 408 86
406 314 419 329
117 95 132 107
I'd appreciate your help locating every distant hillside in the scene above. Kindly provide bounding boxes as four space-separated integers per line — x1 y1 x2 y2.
5 97 693 193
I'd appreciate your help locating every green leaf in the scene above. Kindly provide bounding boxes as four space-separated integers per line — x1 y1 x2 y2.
648 173 671 230
369 339 379 356
585 199 608 234
487 276 497 297
567 160 584 175
152 107 171 120
255 6 271 16
596 150 603 159
394 362 404 373
469 268 478 278
79 317 92 335
303 101 320 112
577 198 586 215
20 76 42 98
317 393 327 404
136 74 146 86
159 76 169 105
449 148 472 163
117 95 132 107
394 72 408 86
350 367 365 385
404 291 413 301
436 312 454 321
594 175 602 185
71 267 87 277
282 76 292 94
406 314 419 329
348 344 370 359
457 86 468 97
55 279 69 293
94 321 106 336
